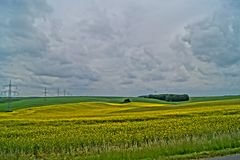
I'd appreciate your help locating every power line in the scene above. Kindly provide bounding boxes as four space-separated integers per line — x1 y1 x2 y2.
57 88 60 97
44 88 47 97
63 89 66 96
43 87 48 100
1 80 18 111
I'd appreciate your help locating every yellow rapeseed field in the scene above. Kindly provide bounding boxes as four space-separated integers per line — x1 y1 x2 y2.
0 100 239 159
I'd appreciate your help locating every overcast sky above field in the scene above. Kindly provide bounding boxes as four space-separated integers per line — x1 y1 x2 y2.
0 0 240 96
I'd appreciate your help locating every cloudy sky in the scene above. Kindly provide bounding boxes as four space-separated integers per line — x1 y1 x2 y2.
0 0 240 96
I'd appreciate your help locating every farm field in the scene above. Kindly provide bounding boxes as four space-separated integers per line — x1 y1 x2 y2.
0 96 239 159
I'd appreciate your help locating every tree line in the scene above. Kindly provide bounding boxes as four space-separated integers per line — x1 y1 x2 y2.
139 94 190 102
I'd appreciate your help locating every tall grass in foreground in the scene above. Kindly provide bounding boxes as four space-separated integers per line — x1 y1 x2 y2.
0 131 240 160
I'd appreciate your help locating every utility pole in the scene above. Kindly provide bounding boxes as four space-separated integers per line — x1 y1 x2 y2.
43 87 48 100
1 80 18 111
57 88 60 97
63 89 66 97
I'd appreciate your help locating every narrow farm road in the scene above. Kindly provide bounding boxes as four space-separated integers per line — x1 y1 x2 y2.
207 154 240 160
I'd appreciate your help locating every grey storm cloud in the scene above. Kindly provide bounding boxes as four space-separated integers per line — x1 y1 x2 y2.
0 0 51 58
177 1 240 67
169 0 240 95
27 59 100 82
0 0 101 91
0 0 239 96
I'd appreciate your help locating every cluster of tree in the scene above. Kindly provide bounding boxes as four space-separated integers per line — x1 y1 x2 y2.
140 94 190 102
123 98 131 103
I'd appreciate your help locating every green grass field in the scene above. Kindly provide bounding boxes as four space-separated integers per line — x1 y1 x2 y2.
0 96 239 159
0 96 170 112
